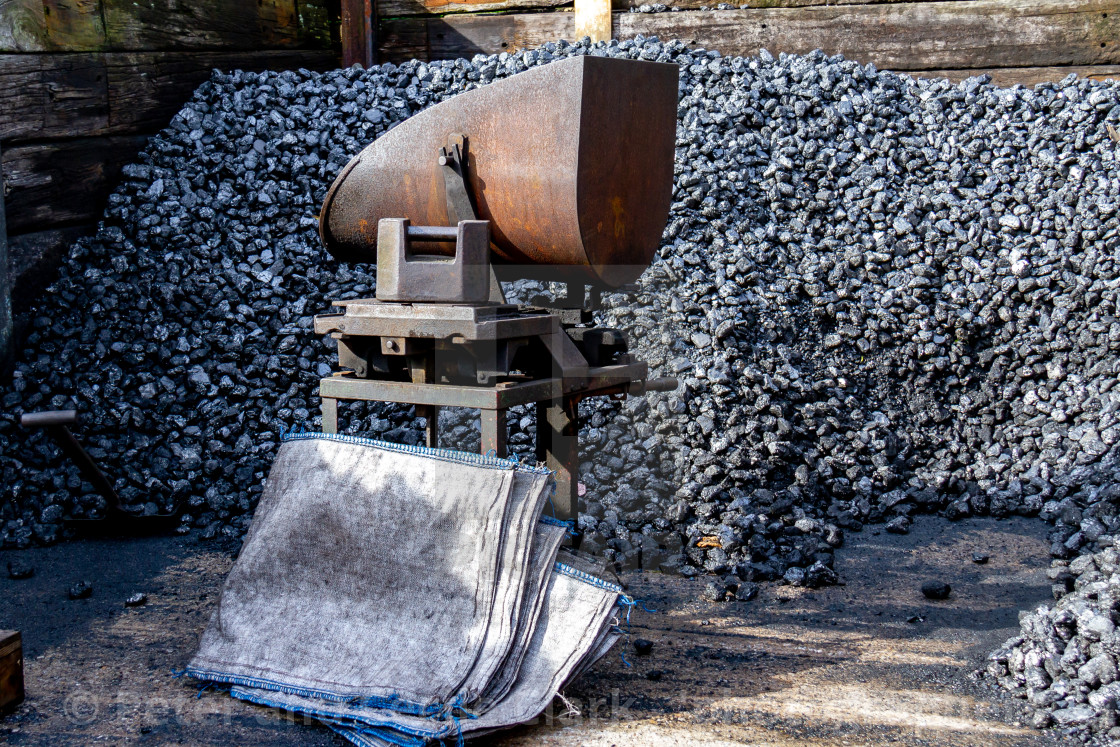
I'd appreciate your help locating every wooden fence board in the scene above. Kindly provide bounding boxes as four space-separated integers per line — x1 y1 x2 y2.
101 0 305 51
914 64 1120 86
0 49 335 142
0 0 105 52
379 0 568 18
382 11 571 59
618 0 972 9
0 54 108 141
106 50 337 133
380 0 1120 69
618 1 1120 70
3 136 150 232
376 0 974 19
0 0 338 52
298 0 337 49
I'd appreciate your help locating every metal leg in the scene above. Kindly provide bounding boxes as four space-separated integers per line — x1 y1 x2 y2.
481 408 507 457
418 405 440 449
536 398 580 524
322 397 338 434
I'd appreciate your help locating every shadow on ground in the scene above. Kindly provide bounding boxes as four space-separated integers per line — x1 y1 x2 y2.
0 515 1064 746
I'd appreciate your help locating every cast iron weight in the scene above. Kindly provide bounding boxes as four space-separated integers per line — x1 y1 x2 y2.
20 410 181 534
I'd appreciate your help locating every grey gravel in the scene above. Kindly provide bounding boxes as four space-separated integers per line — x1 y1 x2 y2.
989 533 1120 742
67 580 92 600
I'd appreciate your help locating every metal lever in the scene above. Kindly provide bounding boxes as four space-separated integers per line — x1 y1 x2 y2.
633 377 679 394
21 409 181 532
439 134 506 304
21 410 121 509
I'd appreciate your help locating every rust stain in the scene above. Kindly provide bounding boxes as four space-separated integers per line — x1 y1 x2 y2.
41 0 106 51
611 195 627 240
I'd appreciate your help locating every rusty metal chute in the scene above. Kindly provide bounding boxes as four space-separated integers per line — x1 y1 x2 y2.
319 55 679 288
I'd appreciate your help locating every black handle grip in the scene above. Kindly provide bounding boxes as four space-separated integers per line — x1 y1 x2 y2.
642 377 678 393
21 410 78 428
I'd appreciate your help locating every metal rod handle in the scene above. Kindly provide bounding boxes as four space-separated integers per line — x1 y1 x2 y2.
407 225 458 241
21 409 122 509
21 410 77 428
642 377 679 393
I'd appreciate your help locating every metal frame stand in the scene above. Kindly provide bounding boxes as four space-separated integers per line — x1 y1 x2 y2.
320 375 613 524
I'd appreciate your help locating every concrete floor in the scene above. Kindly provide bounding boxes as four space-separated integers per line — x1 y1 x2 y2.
0 514 1063 746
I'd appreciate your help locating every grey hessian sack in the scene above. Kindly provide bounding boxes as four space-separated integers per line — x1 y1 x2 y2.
188 433 560 713
230 560 624 746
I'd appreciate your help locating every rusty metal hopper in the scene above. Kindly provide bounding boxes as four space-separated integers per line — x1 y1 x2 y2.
319 55 679 288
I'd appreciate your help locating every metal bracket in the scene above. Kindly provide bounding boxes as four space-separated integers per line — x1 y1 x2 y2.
440 134 507 304
440 134 476 225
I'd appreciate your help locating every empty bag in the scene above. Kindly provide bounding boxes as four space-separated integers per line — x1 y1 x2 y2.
188 433 624 744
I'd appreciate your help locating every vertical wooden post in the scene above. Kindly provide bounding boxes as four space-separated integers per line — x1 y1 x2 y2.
341 0 377 67
0 142 10 366
574 0 612 44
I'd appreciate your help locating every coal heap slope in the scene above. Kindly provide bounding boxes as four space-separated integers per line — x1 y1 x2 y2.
1 39 1119 610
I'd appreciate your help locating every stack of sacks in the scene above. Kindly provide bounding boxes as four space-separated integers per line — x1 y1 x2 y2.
187 433 624 744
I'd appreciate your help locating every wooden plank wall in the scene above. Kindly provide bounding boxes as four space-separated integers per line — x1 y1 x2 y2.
0 0 340 323
376 0 1120 87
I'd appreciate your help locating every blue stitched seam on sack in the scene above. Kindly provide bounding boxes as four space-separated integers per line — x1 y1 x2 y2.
185 666 450 724
363 724 428 747
328 722 427 747
230 686 445 741
326 723 374 747
553 562 623 593
329 722 431 747
282 431 553 475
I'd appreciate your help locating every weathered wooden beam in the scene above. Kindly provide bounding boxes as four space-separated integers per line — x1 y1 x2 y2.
0 630 22 716
0 0 106 53
375 0 937 18
0 54 109 142
106 50 338 133
341 0 377 66
0 0 332 52
378 0 566 17
575 0 612 43
0 49 336 143
100 0 306 52
382 11 572 60
617 1 1120 70
2 136 148 233
298 0 338 49
380 0 1120 69
619 0 965 9
911 64 1120 86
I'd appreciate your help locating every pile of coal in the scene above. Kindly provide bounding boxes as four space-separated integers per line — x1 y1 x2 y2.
0 38 1119 627
985 454 1120 742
